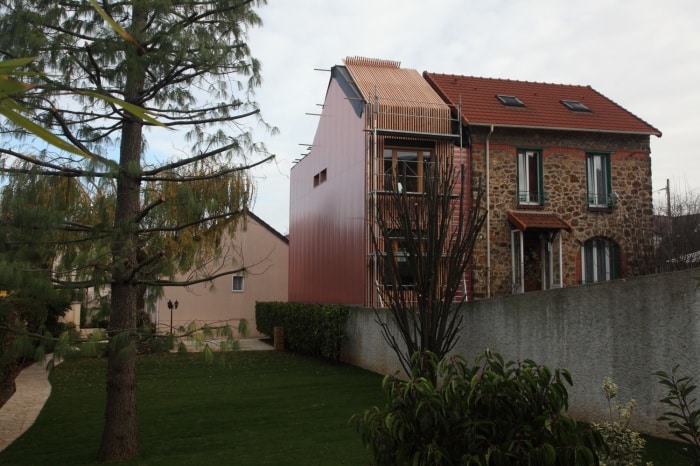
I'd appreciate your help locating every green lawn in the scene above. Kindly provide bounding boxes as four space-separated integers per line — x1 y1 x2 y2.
0 351 385 465
0 350 694 465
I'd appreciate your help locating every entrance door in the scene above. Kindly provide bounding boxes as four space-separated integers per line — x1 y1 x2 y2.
512 229 565 294
523 234 544 292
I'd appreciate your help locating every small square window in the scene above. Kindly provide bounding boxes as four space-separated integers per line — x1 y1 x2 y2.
313 174 319 187
496 94 525 107
232 273 244 292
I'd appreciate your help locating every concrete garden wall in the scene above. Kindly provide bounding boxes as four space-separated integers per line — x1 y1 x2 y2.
340 268 700 437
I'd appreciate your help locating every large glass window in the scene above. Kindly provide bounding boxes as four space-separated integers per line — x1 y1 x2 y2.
586 153 612 208
517 150 543 205
383 148 431 193
382 234 425 288
581 237 620 283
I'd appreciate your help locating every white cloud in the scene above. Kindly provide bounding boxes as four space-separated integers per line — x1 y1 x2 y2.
243 0 700 232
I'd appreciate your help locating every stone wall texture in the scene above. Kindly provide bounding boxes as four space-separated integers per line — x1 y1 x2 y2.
468 126 654 298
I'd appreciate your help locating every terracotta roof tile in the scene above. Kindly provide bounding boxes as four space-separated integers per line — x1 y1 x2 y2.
508 211 573 232
423 73 661 137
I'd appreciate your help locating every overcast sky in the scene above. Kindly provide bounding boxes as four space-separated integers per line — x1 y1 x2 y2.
244 0 700 234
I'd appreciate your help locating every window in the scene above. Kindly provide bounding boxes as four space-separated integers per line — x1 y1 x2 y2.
581 238 620 284
383 148 431 193
313 168 327 187
517 150 543 205
232 272 244 292
586 153 611 208
496 94 525 107
382 234 424 288
561 100 591 112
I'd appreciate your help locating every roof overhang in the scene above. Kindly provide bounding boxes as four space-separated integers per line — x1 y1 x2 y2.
508 211 573 232
467 122 662 138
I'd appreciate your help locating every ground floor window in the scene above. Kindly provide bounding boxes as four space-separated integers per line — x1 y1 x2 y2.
581 237 620 283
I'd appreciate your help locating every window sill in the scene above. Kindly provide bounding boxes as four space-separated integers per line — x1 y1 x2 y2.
516 204 546 210
587 206 614 213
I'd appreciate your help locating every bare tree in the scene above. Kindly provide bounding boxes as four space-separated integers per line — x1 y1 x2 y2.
372 155 486 378
655 183 700 271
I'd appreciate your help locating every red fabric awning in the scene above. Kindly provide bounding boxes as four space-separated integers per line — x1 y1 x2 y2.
507 211 573 232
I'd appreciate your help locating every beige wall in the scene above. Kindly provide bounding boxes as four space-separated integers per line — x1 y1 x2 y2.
156 214 288 338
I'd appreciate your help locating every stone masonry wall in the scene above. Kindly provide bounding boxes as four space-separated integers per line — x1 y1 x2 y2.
468 126 654 298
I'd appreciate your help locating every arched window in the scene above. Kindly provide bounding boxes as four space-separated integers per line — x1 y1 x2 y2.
581 237 620 283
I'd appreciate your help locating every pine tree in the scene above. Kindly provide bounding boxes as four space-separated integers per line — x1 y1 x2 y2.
0 1 272 461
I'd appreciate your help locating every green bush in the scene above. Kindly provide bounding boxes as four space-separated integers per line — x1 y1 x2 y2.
351 350 605 466
655 365 700 465
255 302 349 361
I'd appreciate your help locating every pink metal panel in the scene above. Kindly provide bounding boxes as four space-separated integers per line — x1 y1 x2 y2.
289 77 367 304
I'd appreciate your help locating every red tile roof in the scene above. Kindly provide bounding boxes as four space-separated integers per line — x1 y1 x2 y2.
423 73 661 137
507 211 573 232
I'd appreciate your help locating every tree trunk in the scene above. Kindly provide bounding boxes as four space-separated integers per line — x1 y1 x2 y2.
98 3 147 460
98 115 143 460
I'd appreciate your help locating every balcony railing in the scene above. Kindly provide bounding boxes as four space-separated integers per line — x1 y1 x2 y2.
517 190 547 206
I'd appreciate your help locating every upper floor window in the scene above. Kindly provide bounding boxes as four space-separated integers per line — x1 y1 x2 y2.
581 237 620 284
517 149 543 205
586 153 612 208
383 148 431 193
232 272 244 292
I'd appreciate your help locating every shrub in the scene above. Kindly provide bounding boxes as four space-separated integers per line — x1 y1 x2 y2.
593 377 651 466
255 302 349 361
351 350 605 465
655 365 700 465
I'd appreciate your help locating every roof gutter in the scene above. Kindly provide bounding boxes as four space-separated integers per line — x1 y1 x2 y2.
469 122 662 138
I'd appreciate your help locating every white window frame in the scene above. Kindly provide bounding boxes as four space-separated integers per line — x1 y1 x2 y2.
517 150 542 205
232 272 244 292
586 153 611 208
581 238 618 283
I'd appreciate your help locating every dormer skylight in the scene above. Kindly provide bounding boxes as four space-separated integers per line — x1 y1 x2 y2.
561 100 591 112
496 94 525 107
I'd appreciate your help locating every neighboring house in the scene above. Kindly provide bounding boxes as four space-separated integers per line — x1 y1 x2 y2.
289 57 466 307
654 213 700 270
157 211 288 338
424 73 661 297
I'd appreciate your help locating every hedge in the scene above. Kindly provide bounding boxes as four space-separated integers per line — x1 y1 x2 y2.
255 302 350 361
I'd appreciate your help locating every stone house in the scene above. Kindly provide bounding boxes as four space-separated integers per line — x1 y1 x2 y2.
424 73 662 297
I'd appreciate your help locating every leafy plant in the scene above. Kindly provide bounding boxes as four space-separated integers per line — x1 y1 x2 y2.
351 350 605 465
593 377 652 466
655 365 700 465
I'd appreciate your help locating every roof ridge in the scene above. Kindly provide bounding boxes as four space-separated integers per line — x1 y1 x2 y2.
344 56 401 69
423 71 592 89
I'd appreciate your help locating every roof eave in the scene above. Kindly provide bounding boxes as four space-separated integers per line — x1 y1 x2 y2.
467 122 662 138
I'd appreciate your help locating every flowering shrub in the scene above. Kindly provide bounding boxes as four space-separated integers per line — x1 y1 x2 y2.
594 377 652 466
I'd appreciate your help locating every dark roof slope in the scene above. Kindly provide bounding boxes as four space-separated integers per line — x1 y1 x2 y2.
423 73 661 137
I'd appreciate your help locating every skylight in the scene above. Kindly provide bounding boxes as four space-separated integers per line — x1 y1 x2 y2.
561 100 591 112
496 94 525 107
